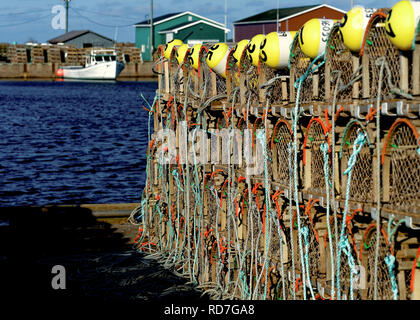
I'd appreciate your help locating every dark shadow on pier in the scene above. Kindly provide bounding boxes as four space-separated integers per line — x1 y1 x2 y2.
0 206 207 305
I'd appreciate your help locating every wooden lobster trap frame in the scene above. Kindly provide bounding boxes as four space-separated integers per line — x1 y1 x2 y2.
271 119 293 189
196 44 227 106
258 60 290 108
360 223 395 300
289 32 327 106
303 117 331 197
381 118 420 218
199 45 229 105
325 23 363 104
154 45 169 98
339 120 375 205
238 48 261 114
168 46 185 101
359 10 419 103
182 45 208 104
226 47 242 105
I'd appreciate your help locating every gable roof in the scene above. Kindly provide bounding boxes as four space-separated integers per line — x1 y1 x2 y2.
234 4 345 24
48 30 113 44
134 12 181 25
134 11 225 28
158 20 230 34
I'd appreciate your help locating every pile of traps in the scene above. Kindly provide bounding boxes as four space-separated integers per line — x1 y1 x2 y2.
131 1 420 300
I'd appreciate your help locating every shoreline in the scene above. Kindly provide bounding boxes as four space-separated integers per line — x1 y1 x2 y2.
0 61 157 80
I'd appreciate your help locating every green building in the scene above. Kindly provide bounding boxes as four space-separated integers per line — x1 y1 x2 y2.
134 11 229 61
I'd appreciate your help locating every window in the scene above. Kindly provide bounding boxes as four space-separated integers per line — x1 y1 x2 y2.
95 56 103 62
166 33 173 43
83 43 93 48
188 16 192 21
104 56 110 62
111 56 116 61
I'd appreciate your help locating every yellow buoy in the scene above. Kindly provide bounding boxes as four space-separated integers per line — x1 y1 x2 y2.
339 6 376 52
206 43 230 78
188 44 202 70
259 31 297 69
385 0 420 51
232 39 249 66
298 18 334 59
164 39 183 59
176 44 189 64
247 34 265 67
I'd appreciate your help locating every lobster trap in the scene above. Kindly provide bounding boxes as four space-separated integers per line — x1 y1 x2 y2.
325 24 363 103
199 45 227 104
238 50 260 112
360 10 417 101
303 117 331 196
258 60 290 107
339 120 374 204
289 33 327 105
382 118 420 216
271 119 293 188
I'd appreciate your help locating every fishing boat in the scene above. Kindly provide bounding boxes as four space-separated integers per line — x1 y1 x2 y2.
56 49 125 80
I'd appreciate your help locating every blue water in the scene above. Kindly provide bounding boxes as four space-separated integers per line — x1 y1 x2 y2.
0 80 157 206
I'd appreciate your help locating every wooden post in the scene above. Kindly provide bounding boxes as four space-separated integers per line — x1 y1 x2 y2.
211 72 217 97
397 270 407 300
164 61 169 94
272 144 279 181
352 55 360 99
281 77 288 101
304 149 312 191
362 53 370 99
319 228 326 275
334 151 341 195
226 67 232 98
312 73 319 99
179 67 184 95
413 268 420 300
289 67 296 103
412 42 420 96
240 70 246 107
259 66 267 105
399 53 409 93
324 59 331 101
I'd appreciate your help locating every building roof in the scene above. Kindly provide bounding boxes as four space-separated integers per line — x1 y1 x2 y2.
134 11 225 27
134 12 182 25
234 4 345 24
158 20 230 34
48 30 113 44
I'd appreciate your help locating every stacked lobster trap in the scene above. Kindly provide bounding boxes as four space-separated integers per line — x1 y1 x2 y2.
134 4 420 300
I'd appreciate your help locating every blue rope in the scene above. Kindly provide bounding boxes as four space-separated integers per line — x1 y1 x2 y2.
320 141 336 298
384 254 398 300
338 237 358 300
336 131 366 299
291 52 326 300
301 226 315 299
172 169 185 192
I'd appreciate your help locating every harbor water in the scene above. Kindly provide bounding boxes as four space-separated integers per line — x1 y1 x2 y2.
0 80 157 207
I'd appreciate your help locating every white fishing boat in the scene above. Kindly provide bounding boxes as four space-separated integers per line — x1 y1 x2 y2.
56 49 125 80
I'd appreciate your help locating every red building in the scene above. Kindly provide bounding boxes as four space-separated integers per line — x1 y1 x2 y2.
233 4 345 42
